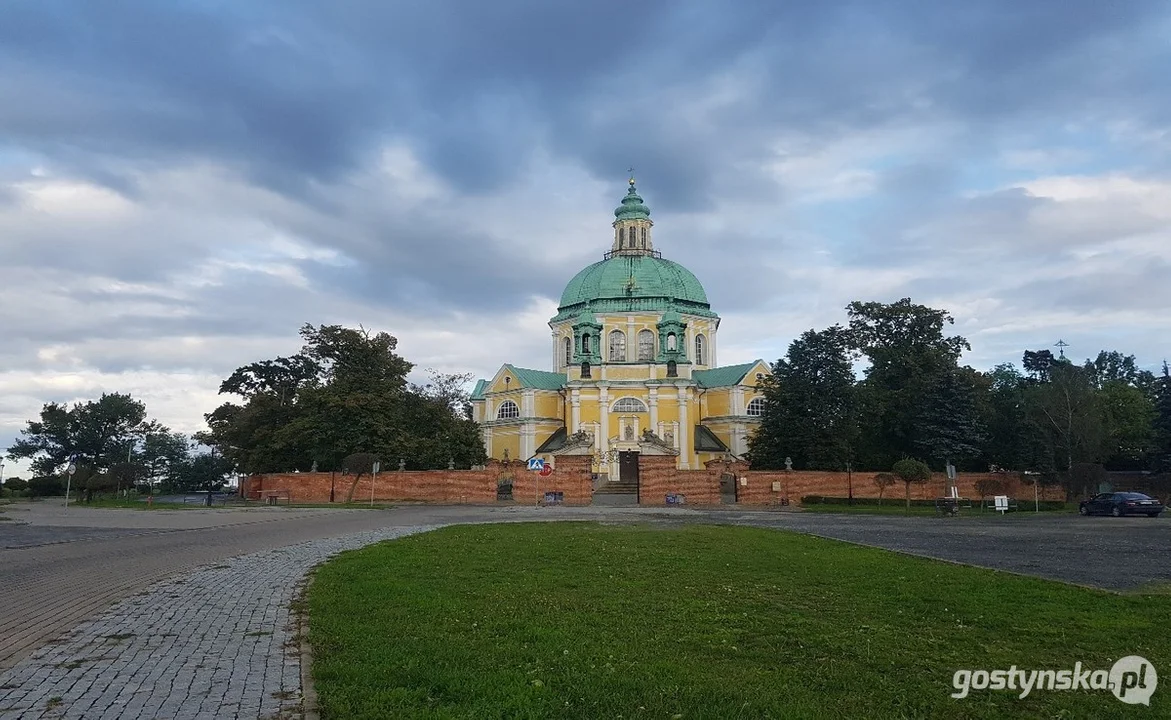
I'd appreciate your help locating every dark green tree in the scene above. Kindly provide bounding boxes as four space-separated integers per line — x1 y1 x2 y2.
847 299 969 469
1021 359 1107 496
892 457 932 510
748 326 857 470
1151 361 1171 473
7 394 160 476
200 324 486 477
913 366 986 470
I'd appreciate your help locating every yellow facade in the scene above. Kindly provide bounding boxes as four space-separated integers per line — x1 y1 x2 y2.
469 180 769 480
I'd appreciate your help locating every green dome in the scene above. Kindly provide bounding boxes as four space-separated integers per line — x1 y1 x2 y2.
614 182 651 220
555 255 714 322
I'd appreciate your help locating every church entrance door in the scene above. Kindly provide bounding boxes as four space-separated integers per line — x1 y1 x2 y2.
618 451 640 487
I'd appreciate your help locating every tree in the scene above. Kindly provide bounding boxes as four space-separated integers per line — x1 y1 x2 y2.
170 449 232 502
1152 362 1171 473
27 476 64 497
1022 350 1057 383
340 453 380 504
847 299 970 469
872 473 896 504
200 324 486 478
973 477 1006 509
3 477 28 495
892 457 932 511
1098 380 1155 469
1083 351 1140 389
748 326 857 470
1021 359 1107 486
7 394 158 476
913 367 986 470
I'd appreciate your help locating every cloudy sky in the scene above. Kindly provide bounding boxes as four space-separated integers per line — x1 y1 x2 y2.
2 1 1169 474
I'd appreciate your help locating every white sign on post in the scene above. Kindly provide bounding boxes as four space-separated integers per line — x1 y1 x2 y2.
994 495 1009 514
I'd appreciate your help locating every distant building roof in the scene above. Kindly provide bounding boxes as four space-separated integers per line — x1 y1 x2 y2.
693 361 762 388
694 425 730 452
533 427 568 455
469 379 488 401
505 364 566 391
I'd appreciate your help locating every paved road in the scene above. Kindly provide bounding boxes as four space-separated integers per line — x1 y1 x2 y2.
710 509 1171 590
0 502 502 671
1 502 1168 718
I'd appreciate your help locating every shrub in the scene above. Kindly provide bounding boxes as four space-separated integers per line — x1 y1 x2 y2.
4 477 28 494
27 476 65 497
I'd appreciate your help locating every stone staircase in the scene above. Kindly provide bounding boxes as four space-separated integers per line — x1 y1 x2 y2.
592 478 639 506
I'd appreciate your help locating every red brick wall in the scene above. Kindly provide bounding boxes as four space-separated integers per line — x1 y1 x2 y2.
242 458 1067 507
512 455 593 506
705 461 1064 506
637 456 719 505
245 464 504 504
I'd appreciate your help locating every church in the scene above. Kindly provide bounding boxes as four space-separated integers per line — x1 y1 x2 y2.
469 178 770 483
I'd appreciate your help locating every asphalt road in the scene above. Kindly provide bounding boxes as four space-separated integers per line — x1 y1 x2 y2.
2 501 1168 673
718 510 1171 591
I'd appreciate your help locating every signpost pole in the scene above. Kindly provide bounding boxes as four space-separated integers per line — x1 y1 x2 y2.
65 460 77 514
370 461 380 507
1034 478 1039 513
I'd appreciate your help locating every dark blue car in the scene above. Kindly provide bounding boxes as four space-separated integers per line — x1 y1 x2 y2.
1079 492 1165 517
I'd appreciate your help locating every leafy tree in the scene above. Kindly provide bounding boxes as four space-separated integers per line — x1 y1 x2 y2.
891 457 931 510
973 477 1006 509
1083 351 1140 389
27 476 64 497
7 394 159 476
340 453 380 503
1021 359 1107 480
200 324 485 478
913 366 986 470
3 477 27 494
748 326 857 470
1151 361 1171 473
1098 380 1155 469
872 472 896 504
847 299 969 469
170 449 233 502
1022 349 1057 383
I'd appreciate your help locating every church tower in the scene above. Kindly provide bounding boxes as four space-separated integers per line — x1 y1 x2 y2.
469 177 770 482
611 175 654 256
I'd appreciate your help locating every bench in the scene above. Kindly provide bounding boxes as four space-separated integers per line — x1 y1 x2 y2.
260 489 291 506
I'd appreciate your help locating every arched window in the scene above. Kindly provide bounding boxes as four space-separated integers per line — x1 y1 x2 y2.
581 361 591 378
497 401 520 419
666 360 678 377
746 397 766 417
564 337 572 365
637 329 655 360
581 333 590 354
695 334 706 365
609 329 626 361
618 227 625 247
666 332 677 351
641 227 647 246
612 397 648 413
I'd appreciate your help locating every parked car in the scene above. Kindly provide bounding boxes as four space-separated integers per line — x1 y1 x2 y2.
1079 492 1165 517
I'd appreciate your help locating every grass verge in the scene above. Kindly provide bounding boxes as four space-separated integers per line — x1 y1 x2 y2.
308 522 1168 719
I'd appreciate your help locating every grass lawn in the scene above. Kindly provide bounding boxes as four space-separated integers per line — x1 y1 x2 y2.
308 523 1169 719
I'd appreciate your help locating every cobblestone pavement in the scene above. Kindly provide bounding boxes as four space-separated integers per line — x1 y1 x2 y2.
0 525 442 720
1 503 1166 718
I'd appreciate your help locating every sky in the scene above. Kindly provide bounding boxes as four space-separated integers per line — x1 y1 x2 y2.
2 1 1170 477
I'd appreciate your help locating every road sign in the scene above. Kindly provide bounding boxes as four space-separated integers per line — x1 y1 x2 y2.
539 464 553 477
527 458 545 471
994 495 1009 514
